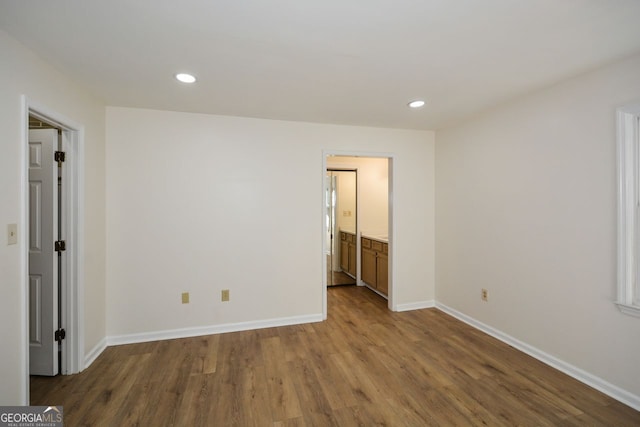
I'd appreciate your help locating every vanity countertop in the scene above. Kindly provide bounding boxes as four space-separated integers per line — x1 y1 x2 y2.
339 228 356 235
361 233 388 243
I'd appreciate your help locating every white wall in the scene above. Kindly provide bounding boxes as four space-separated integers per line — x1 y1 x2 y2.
0 30 106 404
327 156 389 237
436 53 640 399
334 170 356 234
106 107 435 336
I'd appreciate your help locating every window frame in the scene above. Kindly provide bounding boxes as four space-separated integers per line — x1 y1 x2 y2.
616 102 640 317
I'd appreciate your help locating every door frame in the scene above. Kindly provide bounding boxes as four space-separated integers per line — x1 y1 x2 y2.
21 97 85 401
322 150 395 319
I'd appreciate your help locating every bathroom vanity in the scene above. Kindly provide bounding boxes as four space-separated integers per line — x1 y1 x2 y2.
361 234 388 296
339 230 357 278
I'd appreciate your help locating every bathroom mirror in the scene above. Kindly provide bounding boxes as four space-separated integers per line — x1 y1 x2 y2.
326 169 357 286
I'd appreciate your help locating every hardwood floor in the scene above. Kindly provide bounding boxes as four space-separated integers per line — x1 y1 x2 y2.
328 271 356 286
31 286 640 426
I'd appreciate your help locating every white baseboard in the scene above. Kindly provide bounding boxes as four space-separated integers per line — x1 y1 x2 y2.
436 302 640 412
395 300 435 312
84 337 107 369
106 313 323 346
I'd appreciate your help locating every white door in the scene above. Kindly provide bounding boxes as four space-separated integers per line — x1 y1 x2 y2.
29 129 59 376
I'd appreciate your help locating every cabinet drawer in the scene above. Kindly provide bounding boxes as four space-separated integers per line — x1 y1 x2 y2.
361 238 371 248
348 234 356 243
341 232 347 241
371 240 383 252
382 243 388 254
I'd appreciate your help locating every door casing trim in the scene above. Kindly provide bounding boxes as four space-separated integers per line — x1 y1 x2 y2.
322 150 395 319
21 96 85 403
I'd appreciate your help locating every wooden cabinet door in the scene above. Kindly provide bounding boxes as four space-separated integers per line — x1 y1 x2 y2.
361 247 377 287
340 239 349 272
376 252 388 295
348 243 357 276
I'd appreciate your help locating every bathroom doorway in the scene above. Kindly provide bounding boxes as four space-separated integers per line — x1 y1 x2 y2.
322 153 392 319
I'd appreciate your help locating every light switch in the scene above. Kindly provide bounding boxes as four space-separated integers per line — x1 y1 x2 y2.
7 224 17 245
182 292 190 304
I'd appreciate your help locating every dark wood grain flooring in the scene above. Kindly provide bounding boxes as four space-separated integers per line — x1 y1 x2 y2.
328 271 356 286
31 285 640 426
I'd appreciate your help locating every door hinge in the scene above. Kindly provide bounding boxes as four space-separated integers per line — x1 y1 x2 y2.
54 240 66 252
55 328 66 342
54 151 65 164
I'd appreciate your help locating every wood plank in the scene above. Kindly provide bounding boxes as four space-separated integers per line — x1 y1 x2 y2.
260 336 304 422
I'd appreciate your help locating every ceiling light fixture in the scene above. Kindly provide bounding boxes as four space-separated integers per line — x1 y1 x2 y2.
408 100 425 108
175 73 197 83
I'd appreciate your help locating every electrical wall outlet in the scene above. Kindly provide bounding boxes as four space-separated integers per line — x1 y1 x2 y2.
7 224 17 245
221 289 230 302
182 292 190 304
481 289 488 302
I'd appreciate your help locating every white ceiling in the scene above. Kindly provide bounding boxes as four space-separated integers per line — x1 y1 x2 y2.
2 0 640 130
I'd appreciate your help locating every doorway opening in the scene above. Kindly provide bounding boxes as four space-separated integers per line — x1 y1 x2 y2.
322 153 393 319
23 98 84 402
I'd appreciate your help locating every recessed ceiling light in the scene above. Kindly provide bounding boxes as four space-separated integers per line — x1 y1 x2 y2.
175 73 197 83
408 100 425 108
